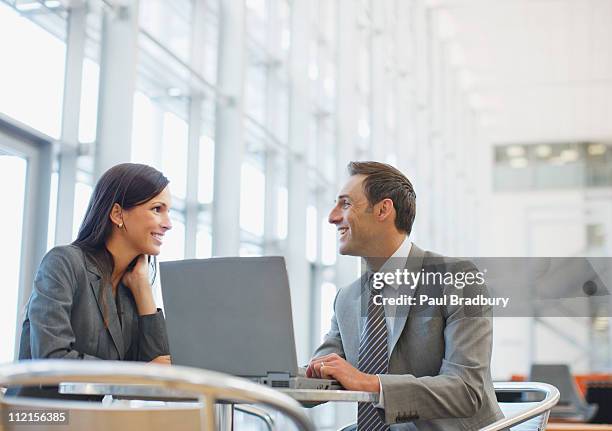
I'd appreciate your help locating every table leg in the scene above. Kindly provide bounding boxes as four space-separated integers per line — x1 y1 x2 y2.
216 403 234 431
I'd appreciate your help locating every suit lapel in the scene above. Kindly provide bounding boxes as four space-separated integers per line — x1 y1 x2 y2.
339 273 368 366
357 271 370 340
117 285 133 354
85 253 125 359
389 242 426 356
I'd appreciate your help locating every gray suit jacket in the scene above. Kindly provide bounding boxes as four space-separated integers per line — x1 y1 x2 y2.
10 245 169 398
312 244 503 430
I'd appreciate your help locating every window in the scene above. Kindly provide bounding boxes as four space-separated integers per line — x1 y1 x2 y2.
240 162 265 237
239 242 263 257
319 282 336 342
161 112 188 200
246 0 267 47
0 154 27 362
245 57 267 124
0 2 66 138
321 216 336 265
159 218 185 262
196 226 212 258
72 182 92 240
306 205 318 262
78 58 100 143
47 171 59 250
139 0 192 63
201 1 219 84
131 91 161 168
198 135 215 204
276 186 288 239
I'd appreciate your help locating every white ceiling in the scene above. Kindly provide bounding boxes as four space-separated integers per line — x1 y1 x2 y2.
429 0 612 143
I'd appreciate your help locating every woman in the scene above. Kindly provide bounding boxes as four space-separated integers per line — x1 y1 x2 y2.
10 163 172 398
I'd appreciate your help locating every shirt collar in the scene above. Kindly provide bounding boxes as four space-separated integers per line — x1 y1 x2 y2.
377 236 412 291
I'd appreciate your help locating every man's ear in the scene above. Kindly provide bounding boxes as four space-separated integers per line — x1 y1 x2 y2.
109 203 124 227
376 198 395 222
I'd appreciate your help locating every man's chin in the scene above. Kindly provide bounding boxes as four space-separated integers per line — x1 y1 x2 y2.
338 244 358 256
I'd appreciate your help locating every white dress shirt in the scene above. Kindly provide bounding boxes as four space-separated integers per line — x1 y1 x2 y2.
369 236 412 407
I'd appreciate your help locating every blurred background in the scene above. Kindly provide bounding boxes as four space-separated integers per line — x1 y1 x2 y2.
1 0 611 428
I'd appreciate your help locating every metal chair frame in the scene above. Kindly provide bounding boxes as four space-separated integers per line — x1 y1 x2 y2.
234 404 275 431
0 360 314 431
337 381 559 431
479 381 560 431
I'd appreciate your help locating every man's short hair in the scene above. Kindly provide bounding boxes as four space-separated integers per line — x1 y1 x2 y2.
347 161 416 235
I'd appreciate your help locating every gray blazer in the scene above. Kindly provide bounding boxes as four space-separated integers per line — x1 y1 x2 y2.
313 243 503 430
11 245 169 398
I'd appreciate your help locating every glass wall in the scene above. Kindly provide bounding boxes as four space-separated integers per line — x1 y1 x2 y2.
0 1 66 138
2 1 484 427
0 153 27 363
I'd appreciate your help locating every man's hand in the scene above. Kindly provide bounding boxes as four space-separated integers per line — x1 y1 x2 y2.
306 353 380 392
148 355 172 365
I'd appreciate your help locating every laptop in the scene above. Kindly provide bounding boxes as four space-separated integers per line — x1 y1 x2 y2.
159 256 342 390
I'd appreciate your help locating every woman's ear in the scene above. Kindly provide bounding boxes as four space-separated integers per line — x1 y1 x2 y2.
109 203 124 228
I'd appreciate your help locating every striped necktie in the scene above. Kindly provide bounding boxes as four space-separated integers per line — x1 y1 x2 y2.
357 272 389 430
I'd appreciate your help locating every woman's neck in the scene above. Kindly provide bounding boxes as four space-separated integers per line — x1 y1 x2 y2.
105 235 137 291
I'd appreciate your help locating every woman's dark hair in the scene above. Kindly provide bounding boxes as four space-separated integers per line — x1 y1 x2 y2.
73 163 169 326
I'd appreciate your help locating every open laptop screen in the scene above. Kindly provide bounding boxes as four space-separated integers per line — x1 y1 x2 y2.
160 257 300 378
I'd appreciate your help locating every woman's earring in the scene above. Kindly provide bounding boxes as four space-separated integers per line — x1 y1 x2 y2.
118 223 123 229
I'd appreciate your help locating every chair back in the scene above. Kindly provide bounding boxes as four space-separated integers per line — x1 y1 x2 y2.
530 363 598 421
0 360 315 431
337 382 559 431
479 381 560 431
530 364 578 406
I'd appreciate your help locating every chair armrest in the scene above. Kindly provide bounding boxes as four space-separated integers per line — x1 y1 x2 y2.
479 382 560 431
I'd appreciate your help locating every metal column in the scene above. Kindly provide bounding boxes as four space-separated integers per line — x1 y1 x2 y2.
413 0 433 249
335 0 359 291
184 0 209 259
55 4 87 245
287 0 312 364
263 0 283 256
95 0 140 179
211 0 246 257
396 0 418 180
369 0 386 160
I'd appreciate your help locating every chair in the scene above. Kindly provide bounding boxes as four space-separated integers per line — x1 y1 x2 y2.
480 381 559 431
530 363 598 422
0 359 315 431
234 404 276 431
585 381 612 424
336 382 559 431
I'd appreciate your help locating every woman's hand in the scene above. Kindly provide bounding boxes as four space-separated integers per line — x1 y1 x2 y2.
122 255 157 315
148 355 172 365
122 255 149 291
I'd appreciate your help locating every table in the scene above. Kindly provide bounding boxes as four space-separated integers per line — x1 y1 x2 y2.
279 388 377 403
59 382 198 401
59 382 377 430
547 425 612 431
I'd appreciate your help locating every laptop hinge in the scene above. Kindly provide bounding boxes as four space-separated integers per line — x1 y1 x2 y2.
258 372 292 388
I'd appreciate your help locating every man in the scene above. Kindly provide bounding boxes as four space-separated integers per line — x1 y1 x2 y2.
306 161 503 430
